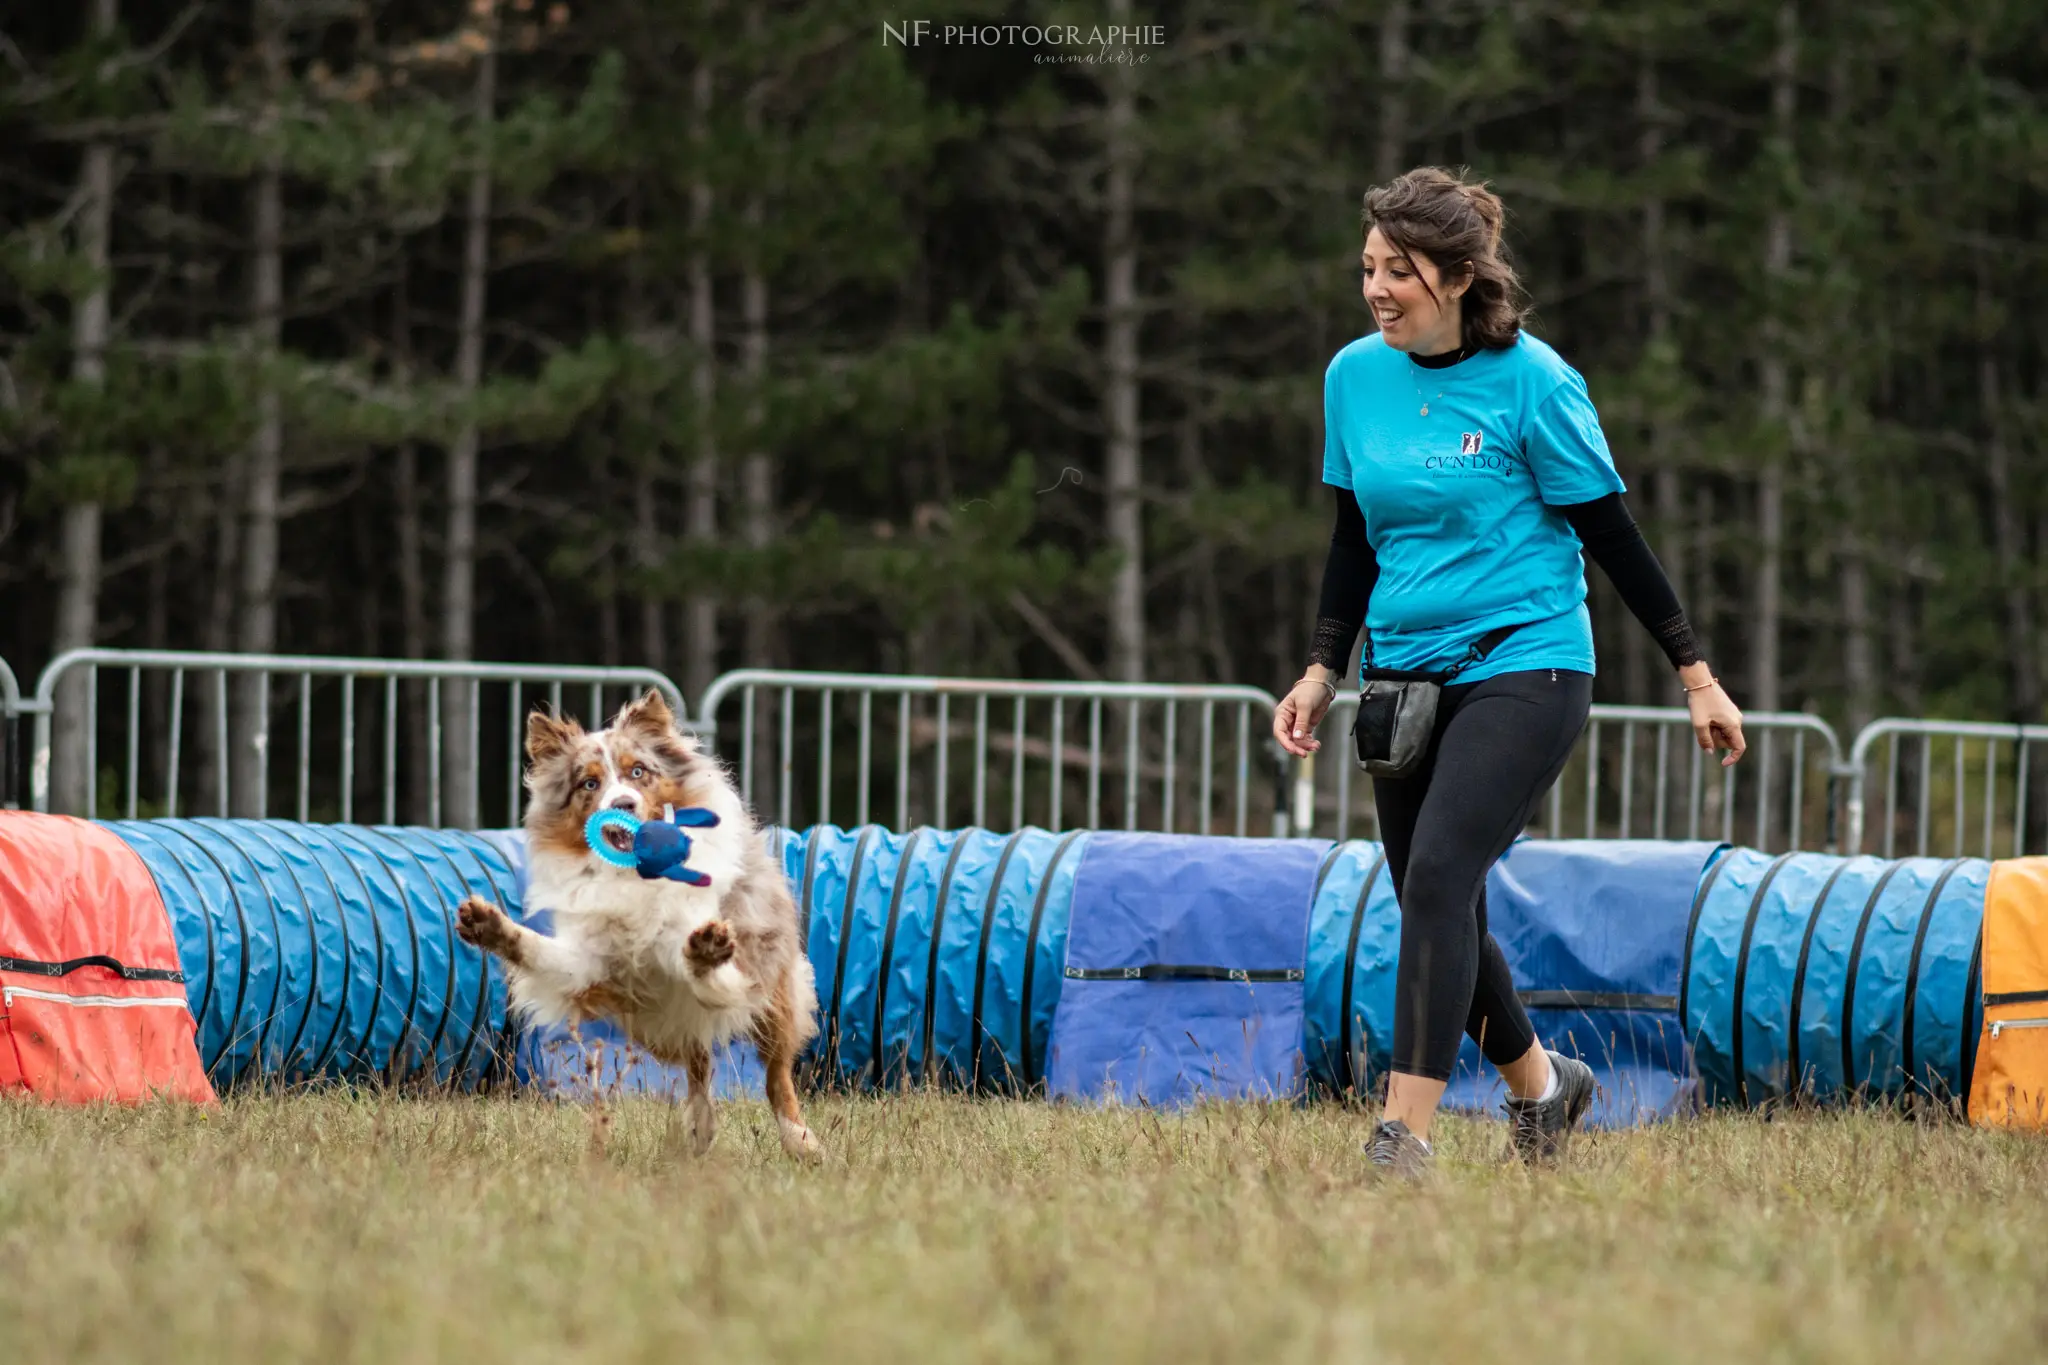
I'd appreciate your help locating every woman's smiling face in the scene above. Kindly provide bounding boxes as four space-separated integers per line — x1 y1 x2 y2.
1361 226 1466 356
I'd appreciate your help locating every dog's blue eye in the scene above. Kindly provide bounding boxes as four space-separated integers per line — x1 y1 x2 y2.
630 765 646 779
582 778 599 790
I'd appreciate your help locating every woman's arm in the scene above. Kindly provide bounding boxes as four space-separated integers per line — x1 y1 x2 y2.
1306 486 1380 685
1553 491 1711 686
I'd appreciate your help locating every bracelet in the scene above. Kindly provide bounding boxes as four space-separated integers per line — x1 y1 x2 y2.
1297 676 1337 697
1682 676 1719 694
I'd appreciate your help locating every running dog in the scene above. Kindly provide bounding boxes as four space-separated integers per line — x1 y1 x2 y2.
454 689 822 1160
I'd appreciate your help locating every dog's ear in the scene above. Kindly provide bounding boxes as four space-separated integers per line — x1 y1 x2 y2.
613 687 677 739
526 708 584 763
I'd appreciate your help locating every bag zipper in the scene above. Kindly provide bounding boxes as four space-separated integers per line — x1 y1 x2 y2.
3 986 188 1010
1990 1016 2048 1038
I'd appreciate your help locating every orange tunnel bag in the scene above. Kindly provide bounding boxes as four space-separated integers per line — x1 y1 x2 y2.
0 812 214 1104
1968 857 2048 1131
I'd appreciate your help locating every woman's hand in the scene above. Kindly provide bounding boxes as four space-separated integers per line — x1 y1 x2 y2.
1274 675 1338 759
1684 673 1747 767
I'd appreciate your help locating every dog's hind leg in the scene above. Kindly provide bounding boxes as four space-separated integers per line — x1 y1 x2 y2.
683 1042 716 1157
756 974 823 1162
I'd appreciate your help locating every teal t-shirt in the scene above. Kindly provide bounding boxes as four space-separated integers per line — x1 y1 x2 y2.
1320 331 1625 684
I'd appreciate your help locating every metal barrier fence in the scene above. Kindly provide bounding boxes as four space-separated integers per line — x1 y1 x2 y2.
694 669 1291 837
1299 696 1848 853
1842 718 2048 860
0 655 30 810
26 649 687 830
10 647 2045 858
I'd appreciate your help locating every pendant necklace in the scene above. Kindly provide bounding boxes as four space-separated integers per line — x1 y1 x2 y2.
1409 346 1469 416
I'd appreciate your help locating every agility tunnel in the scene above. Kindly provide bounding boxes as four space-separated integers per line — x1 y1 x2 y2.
98 818 520 1092
1679 850 1988 1109
1306 838 1724 1127
5 808 2047 1131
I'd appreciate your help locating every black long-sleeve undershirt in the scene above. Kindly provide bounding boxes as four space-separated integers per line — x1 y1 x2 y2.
1308 484 1703 679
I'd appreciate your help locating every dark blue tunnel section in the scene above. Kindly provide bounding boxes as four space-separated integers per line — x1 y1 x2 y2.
1305 838 1724 1128
104 818 518 1090
1681 848 1988 1107
1048 833 1321 1106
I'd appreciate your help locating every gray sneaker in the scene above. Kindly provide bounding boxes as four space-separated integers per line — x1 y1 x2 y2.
1502 1050 1595 1164
1364 1118 1433 1180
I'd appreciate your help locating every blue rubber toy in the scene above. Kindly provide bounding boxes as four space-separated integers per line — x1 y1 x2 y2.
582 806 721 885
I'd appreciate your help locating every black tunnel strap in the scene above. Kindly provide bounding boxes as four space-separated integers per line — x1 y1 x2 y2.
0 954 184 984
1063 964 1304 983
1984 988 2048 1008
1518 989 1676 1012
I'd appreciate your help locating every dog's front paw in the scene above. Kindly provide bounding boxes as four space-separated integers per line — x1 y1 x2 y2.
457 895 519 958
689 1097 717 1157
686 919 736 973
779 1118 824 1163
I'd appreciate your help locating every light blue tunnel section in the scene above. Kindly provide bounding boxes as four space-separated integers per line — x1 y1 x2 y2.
509 824 1088 1100
799 824 1087 1091
103 818 518 1090
1303 839 1398 1095
1681 848 1988 1107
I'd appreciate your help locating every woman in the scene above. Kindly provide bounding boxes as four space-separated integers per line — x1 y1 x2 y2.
1273 167 1747 1177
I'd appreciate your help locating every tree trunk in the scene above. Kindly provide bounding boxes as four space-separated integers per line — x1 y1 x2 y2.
199 457 245 815
1888 585 1922 716
1752 2 1798 715
1631 50 1672 706
1981 312 2041 724
1102 0 1144 683
741 13 774 688
392 275 432 824
50 0 121 817
143 446 171 806
1839 534 1876 736
622 193 666 674
1692 483 1715 671
1822 68 1875 742
1375 0 1411 181
231 0 287 818
2033 508 2048 854
395 442 430 823
1179 403 1204 683
441 17 497 829
599 571 621 668
634 464 665 663
683 56 719 701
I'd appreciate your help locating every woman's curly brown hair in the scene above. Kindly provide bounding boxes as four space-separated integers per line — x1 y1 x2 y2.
1362 167 1529 350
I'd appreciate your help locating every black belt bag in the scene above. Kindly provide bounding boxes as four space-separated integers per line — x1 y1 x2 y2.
1350 623 1524 779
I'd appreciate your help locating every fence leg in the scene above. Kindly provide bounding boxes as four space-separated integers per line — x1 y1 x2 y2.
1831 764 1863 856
1281 746 1305 839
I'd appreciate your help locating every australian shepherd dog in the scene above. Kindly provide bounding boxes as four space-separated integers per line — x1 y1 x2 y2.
455 689 822 1160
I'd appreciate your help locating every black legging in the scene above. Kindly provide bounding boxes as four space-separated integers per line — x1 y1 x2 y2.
1371 667 1593 1082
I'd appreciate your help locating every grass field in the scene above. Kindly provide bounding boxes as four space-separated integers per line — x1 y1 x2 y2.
3 1090 2044 1364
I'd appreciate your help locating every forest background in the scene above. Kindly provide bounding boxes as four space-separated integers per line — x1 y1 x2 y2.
3 0 2044 818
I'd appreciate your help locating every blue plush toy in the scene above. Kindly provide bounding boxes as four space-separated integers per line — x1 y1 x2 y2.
583 805 721 886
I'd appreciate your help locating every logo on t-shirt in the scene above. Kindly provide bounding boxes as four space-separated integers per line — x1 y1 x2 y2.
1460 431 1483 456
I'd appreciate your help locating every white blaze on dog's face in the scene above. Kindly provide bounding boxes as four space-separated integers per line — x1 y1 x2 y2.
522 689 708 862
